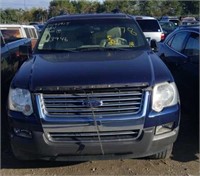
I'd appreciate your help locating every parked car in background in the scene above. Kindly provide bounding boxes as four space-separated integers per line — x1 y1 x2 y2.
157 25 199 116
133 16 165 42
159 21 177 37
33 24 45 35
1 30 32 151
1 30 32 94
181 17 200 26
160 16 181 27
7 13 180 161
0 24 38 48
195 17 200 21
29 22 40 25
22 25 38 47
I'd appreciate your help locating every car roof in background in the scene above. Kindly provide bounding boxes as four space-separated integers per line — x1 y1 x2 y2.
0 24 22 28
177 25 200 32
21 25 37 28
0 24 36 29
161 16 179 20
132 16 156 20
181 17 197 22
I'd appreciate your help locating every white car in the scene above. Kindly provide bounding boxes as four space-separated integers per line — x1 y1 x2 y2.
0 24 38 48
133 16 165 42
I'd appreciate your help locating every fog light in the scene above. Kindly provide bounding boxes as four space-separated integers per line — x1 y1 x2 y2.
155 122 174 135
13 128 32 138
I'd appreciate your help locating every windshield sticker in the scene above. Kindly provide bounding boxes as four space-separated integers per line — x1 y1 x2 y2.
127 27 137 36
48 22 71 32
49 36 69 42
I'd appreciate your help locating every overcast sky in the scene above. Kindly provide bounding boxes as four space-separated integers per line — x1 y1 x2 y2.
0 0 52 9
0 0 104 9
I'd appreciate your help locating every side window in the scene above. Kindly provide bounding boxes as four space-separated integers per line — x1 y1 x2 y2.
24 28 31 38
169 32 188 52
1 28 22 40
28 28 34 38
31 28 37 38
183 32 199 57
167 35 175 46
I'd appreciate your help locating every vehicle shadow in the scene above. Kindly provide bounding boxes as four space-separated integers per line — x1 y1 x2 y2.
171 109 199 162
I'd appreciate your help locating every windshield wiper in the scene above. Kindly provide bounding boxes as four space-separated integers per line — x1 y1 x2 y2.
74 46 130 52
37 49 78 53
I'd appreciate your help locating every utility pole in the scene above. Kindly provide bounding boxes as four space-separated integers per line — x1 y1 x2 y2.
24 0 26 9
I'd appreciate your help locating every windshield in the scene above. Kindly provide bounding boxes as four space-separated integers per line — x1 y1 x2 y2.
37 18 147 52
169 20 180 26
160 22 176 31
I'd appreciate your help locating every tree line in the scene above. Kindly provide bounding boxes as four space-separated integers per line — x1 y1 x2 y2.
0 0 199 24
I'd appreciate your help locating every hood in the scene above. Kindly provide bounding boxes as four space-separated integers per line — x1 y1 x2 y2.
12 50 173 91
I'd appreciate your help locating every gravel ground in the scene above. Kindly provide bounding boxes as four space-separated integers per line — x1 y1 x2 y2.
1 109 199 175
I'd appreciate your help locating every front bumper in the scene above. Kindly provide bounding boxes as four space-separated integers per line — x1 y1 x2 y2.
10 125 179 161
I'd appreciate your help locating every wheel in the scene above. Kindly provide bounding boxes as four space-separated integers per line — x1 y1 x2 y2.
149 144 173 159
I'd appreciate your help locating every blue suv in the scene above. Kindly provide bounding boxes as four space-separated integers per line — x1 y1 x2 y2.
7 13 180 161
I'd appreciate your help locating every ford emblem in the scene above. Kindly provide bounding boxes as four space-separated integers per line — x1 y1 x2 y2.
82 100 103 108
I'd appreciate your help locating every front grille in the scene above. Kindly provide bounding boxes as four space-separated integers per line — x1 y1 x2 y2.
38 85 146 117
47 130 140 142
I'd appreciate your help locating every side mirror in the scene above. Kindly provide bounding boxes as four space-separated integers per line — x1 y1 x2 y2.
18 45 32 60
150 39 158 52
17 45 32 68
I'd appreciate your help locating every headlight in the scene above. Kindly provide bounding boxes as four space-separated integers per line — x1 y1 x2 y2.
8 88 33 116
152 82 178 112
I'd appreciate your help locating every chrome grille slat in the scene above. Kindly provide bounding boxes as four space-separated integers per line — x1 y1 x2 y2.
44 102 141 108
46 106 140 113
39 85 146 117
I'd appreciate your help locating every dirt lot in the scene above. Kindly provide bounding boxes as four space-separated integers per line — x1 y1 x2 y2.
1 109 199 175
